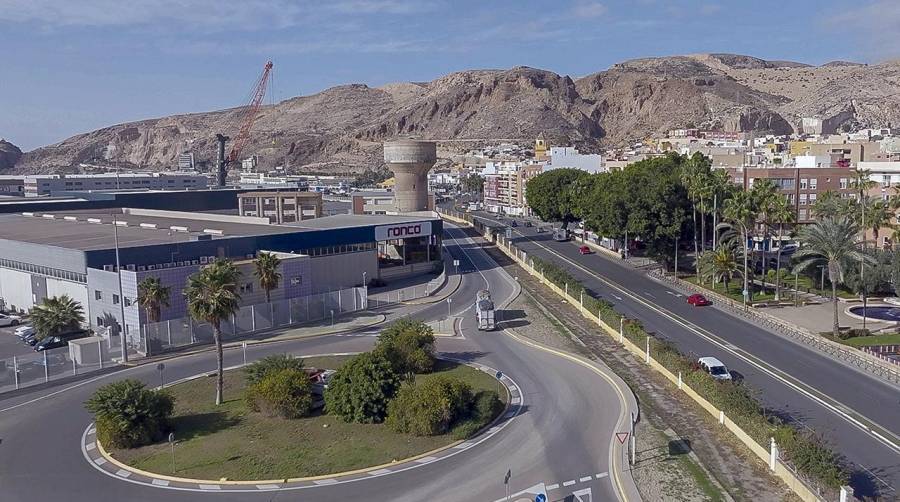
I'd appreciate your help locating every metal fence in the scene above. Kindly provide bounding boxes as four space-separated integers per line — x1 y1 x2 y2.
367 268 446 309
0 337 114 395
139 287 367 356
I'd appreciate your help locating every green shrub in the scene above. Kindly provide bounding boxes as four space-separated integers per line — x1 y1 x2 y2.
245 368 314 419
839 328 870 340
451 390 504 440
325 352 400 423
85 379 174 449
244 354 305 386
375 319 435 375
386 376 474 436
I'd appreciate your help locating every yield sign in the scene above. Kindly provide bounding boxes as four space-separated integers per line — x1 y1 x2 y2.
615 432 630 444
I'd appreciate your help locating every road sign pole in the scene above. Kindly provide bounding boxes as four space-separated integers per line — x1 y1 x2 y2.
630 411 636 466
242 341 247 367
13 356 18 390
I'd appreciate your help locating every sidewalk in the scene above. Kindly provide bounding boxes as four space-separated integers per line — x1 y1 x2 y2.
759 302 893 334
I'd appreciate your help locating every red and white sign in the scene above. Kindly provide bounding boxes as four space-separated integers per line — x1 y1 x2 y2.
375 221 432 241
615 432 630 444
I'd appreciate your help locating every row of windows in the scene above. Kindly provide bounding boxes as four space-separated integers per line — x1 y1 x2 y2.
303 241 375 257
0 258 87 283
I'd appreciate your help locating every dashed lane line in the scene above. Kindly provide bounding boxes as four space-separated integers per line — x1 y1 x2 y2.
152 479 170 487
563 480 576 487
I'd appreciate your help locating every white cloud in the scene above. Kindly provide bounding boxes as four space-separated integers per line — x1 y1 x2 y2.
571 1 608 19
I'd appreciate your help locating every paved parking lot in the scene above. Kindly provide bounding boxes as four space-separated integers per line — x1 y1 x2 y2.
0 326 38 359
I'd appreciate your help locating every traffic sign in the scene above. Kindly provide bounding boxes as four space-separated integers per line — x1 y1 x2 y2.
453 259 460 267
616 432 630 444
535 494 547 502
504 469 511 484
495 370 503 380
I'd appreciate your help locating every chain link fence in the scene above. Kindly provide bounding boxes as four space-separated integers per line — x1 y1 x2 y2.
0 337 114 395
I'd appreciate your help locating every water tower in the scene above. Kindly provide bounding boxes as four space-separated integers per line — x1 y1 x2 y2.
383 140 437 212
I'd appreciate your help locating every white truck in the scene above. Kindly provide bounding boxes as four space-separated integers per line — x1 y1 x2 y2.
553 228 569 242
475 289 496 331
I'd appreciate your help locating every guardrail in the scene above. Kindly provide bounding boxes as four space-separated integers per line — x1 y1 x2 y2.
649 269 900 385
439 209 845 502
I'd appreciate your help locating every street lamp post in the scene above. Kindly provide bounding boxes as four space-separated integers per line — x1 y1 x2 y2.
447 298 452 319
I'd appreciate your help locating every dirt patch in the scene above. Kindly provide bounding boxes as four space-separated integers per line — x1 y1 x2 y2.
486 238 799 502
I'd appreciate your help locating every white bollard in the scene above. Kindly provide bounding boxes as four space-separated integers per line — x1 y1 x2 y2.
769 437 778 471
645 337 650 363
619 317 624 343
678 371 682 390
719 410 725 425
839 486 853 502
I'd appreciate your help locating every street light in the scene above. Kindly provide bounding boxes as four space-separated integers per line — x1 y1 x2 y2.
447 298 452 319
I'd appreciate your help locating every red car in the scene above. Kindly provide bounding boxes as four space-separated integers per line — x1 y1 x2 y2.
687 294 711 307
578 245 591 255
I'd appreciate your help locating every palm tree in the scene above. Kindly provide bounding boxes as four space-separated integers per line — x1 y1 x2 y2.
137 277 170 324
751 179 779 293
811 190 847 220
708 169 733 250
722 189 757 304
253 252 282 303
699 242 741 292
30 295 85 340
768 196 796 301
865 199 894 247
792 217 874 337
681 156 704 279
184 259 242 405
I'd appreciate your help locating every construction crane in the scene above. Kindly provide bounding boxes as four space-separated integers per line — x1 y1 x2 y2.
215 60 273 186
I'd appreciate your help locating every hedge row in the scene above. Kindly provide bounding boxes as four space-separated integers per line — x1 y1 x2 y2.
527 256 848 490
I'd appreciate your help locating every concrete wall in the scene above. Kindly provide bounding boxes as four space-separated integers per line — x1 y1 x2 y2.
0 268 34 312
0 239 86 274
45 276 90 317
309 250 377 293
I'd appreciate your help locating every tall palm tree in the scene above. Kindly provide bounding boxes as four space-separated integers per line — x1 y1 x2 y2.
768 196 796 301
751 179 779 293
137 276 170 323
253 252 282 303
722 189 757 304
681 156 704 279
865 199 894 247
811 190 847 220
699 242 741 292
708 169 733 250
793 217 874 337
30 295 85 340
184 259 242 405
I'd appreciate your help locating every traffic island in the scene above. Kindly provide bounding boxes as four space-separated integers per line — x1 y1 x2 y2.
86 355 518 488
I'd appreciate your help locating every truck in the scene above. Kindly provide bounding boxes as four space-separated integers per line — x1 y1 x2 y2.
553 228 569 242
475 289 496 331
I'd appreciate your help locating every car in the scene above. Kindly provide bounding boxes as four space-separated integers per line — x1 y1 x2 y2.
23 332 40 346
698 357 732 381
0 313 21 327
511 220 518 227
34 331 88 352
687 294 711 306
579 245 591 255
14 325 34 339
536 226 545 233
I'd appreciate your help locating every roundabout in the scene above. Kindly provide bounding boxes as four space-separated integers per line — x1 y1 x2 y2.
0 223 640 502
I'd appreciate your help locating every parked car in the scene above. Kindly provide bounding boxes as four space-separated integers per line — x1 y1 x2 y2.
579 245 591 255
23 332 40 346
698 357 732 381
687 294 711 307
536 226 545 233
0 313 21 327
15 325 34 339
34 331 89 352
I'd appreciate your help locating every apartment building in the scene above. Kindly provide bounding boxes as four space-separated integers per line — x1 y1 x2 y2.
482 161 544 216
237 191 323 223
24 172 208 196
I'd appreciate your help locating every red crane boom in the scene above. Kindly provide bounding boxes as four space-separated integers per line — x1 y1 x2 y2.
228 60 273 164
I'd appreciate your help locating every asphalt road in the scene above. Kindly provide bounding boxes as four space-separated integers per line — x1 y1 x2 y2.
0 326 36 358
0 224 638 502
469 211 900 497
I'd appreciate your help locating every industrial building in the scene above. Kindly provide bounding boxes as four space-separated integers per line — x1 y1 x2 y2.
238 190 323 223
24 172 208 196
0 208 442 345
350 191 436 215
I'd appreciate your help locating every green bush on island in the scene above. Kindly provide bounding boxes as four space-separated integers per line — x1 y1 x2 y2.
375 319 436 375
244 354 305 385
450 390 504 440
245 368 314 419
325 352 400 423
386 376 473 436
85 379 174 449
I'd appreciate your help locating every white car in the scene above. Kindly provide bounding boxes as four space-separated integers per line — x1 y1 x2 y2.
698 357 732 381
0 314 21 327
14 325 34 338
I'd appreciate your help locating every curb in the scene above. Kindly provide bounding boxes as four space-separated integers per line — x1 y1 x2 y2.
83 355 523 491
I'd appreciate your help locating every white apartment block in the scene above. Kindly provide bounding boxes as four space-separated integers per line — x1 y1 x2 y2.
24 172 209 197
546 147 604 173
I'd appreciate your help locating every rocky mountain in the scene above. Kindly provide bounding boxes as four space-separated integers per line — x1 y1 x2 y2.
0 140 23 171
13 53 900 174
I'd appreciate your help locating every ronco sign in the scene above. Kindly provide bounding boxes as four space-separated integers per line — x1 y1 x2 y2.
375 221 432 241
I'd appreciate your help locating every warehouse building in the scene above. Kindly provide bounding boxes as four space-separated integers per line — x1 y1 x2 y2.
0 208 442 344
24 172 208 196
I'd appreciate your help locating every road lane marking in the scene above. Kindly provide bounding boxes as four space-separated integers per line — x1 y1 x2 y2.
579 476 593 482
511 228 900 455
256 484 279 490
563 480 576 487
413 456 437 463
596 472 609 479
152 479 170 487
546 483 560 490
94 457 107 466
115 469 131 478
85 442 96 451
368 469 391 475
642 292 654 298
199 484 221 490
313 479 338 485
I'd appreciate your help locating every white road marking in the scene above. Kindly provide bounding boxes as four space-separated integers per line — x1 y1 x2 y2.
643 292 655 298
453 442 473 449
152 479 170 487
199 484 221 490
256 484 279 490
595 472 608 479
87 428 96 435
368 469 391 475
94 457 107 466
546 483 560 490
414 456 437 463
612 295 623 301
313 479 337 485
115 469 131 478
85 442 96 451
563 480 576 487
665 291 682 298
579 476 592 482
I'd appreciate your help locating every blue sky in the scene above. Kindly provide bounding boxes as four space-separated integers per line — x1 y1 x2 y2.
2 0 898 151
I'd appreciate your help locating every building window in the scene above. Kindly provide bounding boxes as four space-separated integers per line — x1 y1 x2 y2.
839 178 848 189
97 317 104 326
113 294 120 305
124 297 132 307
809 178 817 189
800 178 808 189
799 209 808 220
786 193 795 204
799 194 807 205
95 290 102 300
809 193 817 203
